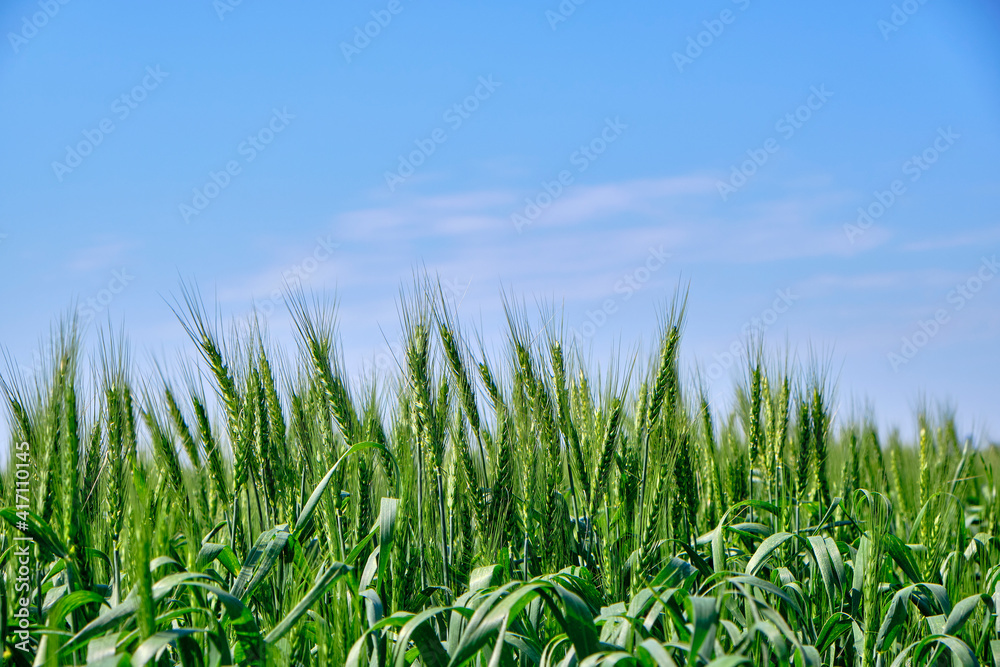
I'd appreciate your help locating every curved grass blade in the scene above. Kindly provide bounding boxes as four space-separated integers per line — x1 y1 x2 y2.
264 562 353 643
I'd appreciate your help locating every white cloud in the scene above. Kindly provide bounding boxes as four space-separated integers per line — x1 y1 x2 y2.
217 174 901 330
68 240 135 272
900 226 1000 252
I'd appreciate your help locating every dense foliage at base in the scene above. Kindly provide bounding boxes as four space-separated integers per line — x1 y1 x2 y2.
2 281 999 666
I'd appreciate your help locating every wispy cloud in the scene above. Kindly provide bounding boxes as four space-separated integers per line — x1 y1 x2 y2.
798 269 965 294
220 174 890 314
900 227 1000 252
68 240 136 272
537 175 718 227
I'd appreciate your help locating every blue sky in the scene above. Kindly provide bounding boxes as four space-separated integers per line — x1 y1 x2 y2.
1 0 998 443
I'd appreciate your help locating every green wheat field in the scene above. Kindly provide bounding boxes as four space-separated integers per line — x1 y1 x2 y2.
2 280 998 667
